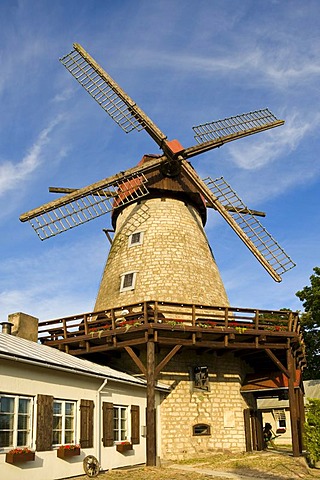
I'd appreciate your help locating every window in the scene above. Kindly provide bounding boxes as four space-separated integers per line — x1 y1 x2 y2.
120 271 137 292
102 402 140 447
193 423 211 436
273 409 287 433
53 400 76 445
128 231 144 247
113 405 128 442
193 366 209 391
0 394 33 449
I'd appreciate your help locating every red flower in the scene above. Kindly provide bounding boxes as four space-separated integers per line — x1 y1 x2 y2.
58 444 80 450
8 448 33 454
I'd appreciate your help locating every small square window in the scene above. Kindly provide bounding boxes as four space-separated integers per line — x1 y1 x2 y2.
120 272 137 292
128 231 144 247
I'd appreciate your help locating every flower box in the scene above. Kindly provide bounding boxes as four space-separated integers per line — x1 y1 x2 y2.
116 442 133 453
57 446 81 459
6 450 35 464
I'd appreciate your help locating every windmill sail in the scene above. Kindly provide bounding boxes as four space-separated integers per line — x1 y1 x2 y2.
19 154 170 240
180 161 295 282
204 177 296 279
183 109 284 159
20 43 295 281
20 172 149 240
60 43 167 147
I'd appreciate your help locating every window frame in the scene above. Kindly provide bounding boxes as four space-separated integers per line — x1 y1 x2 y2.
192 423 211 436
52 399 77 447
273 408 287 432
113 405 129 443
120 271 137 292
0 393 33 450
193 366 210 391
128 231 144 248
103 402 140 447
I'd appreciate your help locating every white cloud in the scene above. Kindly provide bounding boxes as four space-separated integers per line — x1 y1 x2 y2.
0 115 64 197
228 113 315 170
121 44 320 90
0 235 107 320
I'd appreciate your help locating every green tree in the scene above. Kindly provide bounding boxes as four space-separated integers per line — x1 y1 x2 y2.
296 267 320 380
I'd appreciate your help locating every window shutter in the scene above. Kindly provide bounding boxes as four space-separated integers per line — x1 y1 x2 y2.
80 399 94 448
36 394 53 451
102 402 114 447
131 404 140 445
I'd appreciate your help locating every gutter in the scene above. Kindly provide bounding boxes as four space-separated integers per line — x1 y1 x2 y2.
0 352 169 390
96 379 108 467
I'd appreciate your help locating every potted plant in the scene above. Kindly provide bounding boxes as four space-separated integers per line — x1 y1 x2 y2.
5 447 35 464
115 441 133 453
57 444 81 459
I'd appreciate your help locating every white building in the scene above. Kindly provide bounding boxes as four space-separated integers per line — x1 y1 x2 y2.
258 380 320 445
0 331 168 480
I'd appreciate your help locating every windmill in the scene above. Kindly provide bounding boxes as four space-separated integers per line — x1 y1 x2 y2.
20 43 295 311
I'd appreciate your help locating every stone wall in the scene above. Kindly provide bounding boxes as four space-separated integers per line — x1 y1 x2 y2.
107 347 254 460
95 197 229 310
158 350 253 460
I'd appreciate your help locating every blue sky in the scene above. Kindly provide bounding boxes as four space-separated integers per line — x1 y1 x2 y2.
0 0 319 321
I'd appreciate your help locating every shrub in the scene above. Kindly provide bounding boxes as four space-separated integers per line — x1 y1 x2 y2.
304 398 320 466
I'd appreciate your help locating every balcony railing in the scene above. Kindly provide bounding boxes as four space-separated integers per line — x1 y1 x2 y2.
38 301 302 340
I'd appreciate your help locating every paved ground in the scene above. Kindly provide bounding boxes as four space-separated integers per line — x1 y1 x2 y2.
170 464 266 479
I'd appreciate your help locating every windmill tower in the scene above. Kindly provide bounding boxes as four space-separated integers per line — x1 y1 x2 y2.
94 152 230 311
20 44 298 463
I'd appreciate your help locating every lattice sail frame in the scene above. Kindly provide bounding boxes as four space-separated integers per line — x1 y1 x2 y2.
60 48 143 133
192 109 280 144
59 44 166 148
204 176 296 279
24 173 149 240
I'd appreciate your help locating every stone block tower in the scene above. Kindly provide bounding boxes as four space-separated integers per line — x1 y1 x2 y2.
94 155 229 311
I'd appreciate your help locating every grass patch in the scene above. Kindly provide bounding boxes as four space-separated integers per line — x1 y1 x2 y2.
70 451 320 480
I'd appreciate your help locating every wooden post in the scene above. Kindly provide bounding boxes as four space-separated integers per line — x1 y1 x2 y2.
146 340 156 466
296 385 305 453
243 409 252 452
287 349 300 457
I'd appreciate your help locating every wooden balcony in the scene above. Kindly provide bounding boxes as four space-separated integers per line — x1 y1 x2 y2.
39 301 305 370
39 300 306 462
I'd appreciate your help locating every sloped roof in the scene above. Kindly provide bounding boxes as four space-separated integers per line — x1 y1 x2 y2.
303 379 320 400
257 380 320 409
0 333 169 390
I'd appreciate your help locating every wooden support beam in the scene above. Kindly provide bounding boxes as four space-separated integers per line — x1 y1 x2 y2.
155 345 182 377
146 340 156 466
124 346 147 376
296 386 305 452
265 349 289 377
287 349 300 457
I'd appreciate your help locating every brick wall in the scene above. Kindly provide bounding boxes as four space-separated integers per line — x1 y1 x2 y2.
158 350 253 460
108 347 254 460
95 197 229 310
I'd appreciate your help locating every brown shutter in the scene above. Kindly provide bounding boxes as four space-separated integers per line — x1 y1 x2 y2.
36 394 53 451
102 402 114 447
80 399 94 448
131 404 140 445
